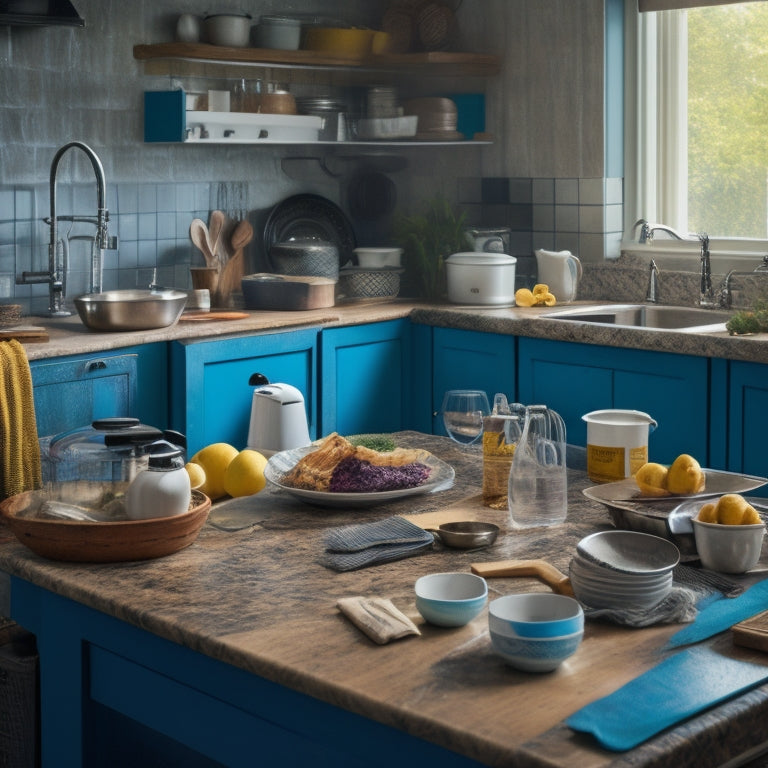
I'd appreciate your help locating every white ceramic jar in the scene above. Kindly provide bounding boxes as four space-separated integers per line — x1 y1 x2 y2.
445 252 517 305
203 13 252 48
253 15 301 50
125 442 191 520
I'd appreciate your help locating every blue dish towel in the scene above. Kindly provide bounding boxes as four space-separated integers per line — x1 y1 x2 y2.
666 577 768 648
566 646 768 751
322 516 434 572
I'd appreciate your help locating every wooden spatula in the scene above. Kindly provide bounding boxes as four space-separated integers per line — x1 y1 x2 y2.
471 559 574 596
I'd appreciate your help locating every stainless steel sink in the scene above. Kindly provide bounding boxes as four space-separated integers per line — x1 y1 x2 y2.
540 304 732 333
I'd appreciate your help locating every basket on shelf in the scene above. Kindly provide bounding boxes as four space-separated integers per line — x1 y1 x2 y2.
338 268 404 300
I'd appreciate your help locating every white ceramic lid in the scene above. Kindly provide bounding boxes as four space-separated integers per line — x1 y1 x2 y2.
445 252 517 266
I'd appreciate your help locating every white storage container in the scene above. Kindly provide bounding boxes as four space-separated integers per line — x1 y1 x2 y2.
445 252 517 306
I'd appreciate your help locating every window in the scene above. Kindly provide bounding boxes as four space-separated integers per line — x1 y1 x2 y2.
626 1 768 250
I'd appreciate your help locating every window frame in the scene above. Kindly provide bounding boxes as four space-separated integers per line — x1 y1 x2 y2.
623 0 768 270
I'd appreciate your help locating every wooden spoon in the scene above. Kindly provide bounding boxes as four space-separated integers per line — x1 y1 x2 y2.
190 219 216 268
230 219 254 252
208 210 226 265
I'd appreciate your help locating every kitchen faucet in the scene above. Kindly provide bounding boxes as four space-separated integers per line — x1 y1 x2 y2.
719 254 768 308
646 259 660 303
634 221 715 308
16 141 116 316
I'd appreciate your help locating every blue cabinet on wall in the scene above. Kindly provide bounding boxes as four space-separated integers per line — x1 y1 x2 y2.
727 360 768 492
517 337 710 465
320 320 411 436
30 343 168 437
170 328 319 456
430 327 516 435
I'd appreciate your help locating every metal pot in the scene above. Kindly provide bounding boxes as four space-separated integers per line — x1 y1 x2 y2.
269 239 339 279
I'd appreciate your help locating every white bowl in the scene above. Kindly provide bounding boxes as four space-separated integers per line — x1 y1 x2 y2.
353 247 402 268
576 530 680 575
415 572 488 627
692 518 765 573
488 594 584 672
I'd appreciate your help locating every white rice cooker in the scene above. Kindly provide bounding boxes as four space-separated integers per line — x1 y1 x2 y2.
246 382 311 456
445 252 517 306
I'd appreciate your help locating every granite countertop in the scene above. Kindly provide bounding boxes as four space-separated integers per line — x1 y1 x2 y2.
2 432 768 767
18 298 768 365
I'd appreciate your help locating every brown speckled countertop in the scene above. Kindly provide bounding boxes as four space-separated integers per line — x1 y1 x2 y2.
18 296 768 365
2 433 768 767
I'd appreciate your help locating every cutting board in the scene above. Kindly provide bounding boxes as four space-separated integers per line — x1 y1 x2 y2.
733 609 768 652
179 311 249 322
0 325 49 343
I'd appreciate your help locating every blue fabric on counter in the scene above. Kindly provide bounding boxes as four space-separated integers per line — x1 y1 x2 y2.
566 646 768 751
666 577 768 648
322 516 435 572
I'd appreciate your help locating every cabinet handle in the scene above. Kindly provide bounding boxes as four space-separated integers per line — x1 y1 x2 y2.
249 373 269 386
87 360 107 372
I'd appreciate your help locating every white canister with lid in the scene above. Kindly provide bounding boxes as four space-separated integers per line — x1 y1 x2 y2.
445 252 517 305
125 441 191 520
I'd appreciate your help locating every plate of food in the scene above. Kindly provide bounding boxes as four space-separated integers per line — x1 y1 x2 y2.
264 433 455 507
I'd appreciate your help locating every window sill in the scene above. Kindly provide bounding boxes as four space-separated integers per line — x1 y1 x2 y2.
621 242 768 274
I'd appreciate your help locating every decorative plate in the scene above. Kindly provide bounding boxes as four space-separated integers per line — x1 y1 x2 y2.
263 194 356 270
264 445 455 507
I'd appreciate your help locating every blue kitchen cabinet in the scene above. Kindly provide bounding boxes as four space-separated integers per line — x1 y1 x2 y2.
170 328 319 456
320 319 412 436
726 360 768 493
30 343 168 438
517 337 710 465
431 327 516 435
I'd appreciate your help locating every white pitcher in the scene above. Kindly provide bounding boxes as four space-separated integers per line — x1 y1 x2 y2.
535 249 582 303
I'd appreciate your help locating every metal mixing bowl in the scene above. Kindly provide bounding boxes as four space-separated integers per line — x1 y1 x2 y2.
74 289 187 331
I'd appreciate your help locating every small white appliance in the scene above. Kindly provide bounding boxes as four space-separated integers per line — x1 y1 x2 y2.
445 251 517 306
246 383 311 456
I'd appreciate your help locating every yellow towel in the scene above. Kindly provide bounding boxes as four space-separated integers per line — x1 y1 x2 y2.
0 339 41 500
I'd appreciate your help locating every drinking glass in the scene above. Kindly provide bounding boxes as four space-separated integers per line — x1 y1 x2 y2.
441 390 491 445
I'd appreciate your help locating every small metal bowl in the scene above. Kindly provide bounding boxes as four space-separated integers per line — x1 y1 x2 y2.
429 521 500 549
74 289 187 332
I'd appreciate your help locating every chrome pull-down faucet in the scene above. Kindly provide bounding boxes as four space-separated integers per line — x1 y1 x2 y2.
697 233 716 308
16 141 116 316
646 259 660 303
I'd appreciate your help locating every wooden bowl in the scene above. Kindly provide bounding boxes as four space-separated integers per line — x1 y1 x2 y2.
0 488 211 563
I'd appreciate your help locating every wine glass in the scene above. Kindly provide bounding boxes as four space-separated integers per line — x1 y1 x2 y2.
441 390 491 445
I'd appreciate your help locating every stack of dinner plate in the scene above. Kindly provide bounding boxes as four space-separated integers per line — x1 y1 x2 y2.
569 530 680 610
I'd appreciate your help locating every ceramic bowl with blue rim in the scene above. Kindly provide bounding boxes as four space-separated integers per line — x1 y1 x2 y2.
489 629 583 673
415 572 488 627
489 593 584 639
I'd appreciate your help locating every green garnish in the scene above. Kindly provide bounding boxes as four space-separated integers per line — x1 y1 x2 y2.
347 434 397 452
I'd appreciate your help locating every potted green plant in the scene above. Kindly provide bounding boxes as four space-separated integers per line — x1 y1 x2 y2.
394 195 467 301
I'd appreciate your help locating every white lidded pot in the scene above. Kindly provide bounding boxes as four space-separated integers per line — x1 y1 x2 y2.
247 381 311 456
582 409 658 483
125 441 191 520
445 252 517 306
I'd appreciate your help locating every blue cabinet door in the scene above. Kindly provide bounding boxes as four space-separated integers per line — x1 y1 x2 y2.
320 319 411 436
170 328 319 456
727 360 768 494
431 327 516 435
518 337 710 465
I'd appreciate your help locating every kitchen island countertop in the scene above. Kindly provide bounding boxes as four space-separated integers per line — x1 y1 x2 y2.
18 299 768 365
2 432 768 767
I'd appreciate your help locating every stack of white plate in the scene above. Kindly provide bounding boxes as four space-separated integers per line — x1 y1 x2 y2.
569 530 680 611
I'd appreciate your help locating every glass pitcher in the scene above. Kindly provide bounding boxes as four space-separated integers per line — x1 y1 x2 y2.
508 405 567 528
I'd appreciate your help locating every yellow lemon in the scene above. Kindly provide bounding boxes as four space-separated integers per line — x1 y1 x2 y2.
741 505 762 525
184 461 206 490
635 462 670 497
715 493 748 525
189 442 239 500
696 502 717 523
666 453 706 495
223 449 268 498
515 288 536 307
541 292 557 306
532 283 549 297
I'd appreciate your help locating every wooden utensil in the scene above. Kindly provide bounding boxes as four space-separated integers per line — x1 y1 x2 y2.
190 219 216 268
216 249 244 306
180 311 249 322
208 210 226 266
471 559 575 597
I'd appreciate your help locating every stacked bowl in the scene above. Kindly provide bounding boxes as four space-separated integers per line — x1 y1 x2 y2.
569 530 680 611
489 593 584 672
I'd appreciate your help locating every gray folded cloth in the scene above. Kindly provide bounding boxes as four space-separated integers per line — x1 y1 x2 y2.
322 516 434 572
582 565 744 628
337 596 421 644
